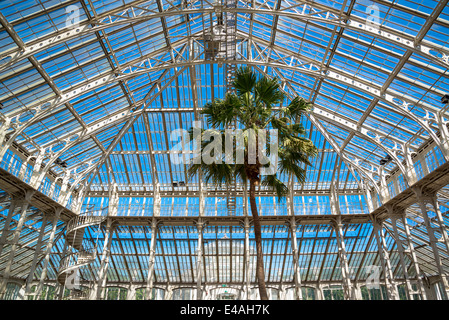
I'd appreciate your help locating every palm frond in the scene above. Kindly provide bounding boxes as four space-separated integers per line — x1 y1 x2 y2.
187 70 318 202
261 174 289 201
201 95 240 128
234 67 257 96
278 157 307 184
254 76 284 108
284 96 312 120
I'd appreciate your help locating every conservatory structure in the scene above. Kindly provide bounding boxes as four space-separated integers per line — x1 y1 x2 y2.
0 0 449 300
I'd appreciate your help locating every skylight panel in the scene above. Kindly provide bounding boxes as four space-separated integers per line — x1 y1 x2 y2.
42 41 105 78
65 146 102 169
148 112 167 151
29 118 81 146
33 33 98 62
371 105 421 139
424 75 449 106
90 0 128 15
116 34 166 66
127 154 145 186
363 115 409 142
315 93 365 121
252 13 274 27
132 118 149 151
0 30 19 56
82 97 129 125
2 83 54 113
348 135 383 161
171 162 186 187
236 13 250 33
127 73 164 102
338 161 350 189
5 0 74 24
400 60 442 89
250 20 274 41
309 125 326 147
155 153 171 188
382 6 425 37
71 82 122 114
14 2 87 43
96 122 125 144
389 77 428 104
344 146 377 167
111 154 128 185
319 120 351 141
304 153 322 190
108 24 152 52
52 57 111 91
0 67 44 101
168 23 192 43
285 75 315 98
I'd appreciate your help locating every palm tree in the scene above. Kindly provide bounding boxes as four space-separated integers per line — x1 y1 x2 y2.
188 67 318 300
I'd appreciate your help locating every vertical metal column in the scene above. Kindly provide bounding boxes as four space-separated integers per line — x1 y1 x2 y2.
164 285 173 300
24 213 48 297
400 214 428 299
48 179 58 200
0 199 17 257
429 194 449 254
329 164 354 299
353 283 363 300
127 284 136 301
57 171 72 206
378 166 391 204
56 239 69 300
35 207 62 299
403 144 418 185
436 103 449 161
146 218 158 300
373 220 399 300
196 220 205 300
413 187 449 298
387 206 416 299
0 192 33 298
17 158 29 181
333 220 354 300
363 183 375 212
108 183 119 217
315 284 324 300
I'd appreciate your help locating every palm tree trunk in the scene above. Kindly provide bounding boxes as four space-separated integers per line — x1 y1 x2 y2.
249 179 268 300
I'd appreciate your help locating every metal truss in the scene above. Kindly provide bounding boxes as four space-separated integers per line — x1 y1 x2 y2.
1 0 448 73
245 35 447 147
1 10 447 200
1 0 449 299
2 33 445 206
3 35 445 169
1 173 449 296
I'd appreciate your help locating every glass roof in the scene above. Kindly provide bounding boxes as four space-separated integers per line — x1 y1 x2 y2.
1 0 448 193
0 0 449 291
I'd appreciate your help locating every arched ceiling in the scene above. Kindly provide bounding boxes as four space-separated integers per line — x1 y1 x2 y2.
0 0 448 196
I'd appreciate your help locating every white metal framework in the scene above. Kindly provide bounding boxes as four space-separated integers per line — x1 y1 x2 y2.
0 0 449 300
